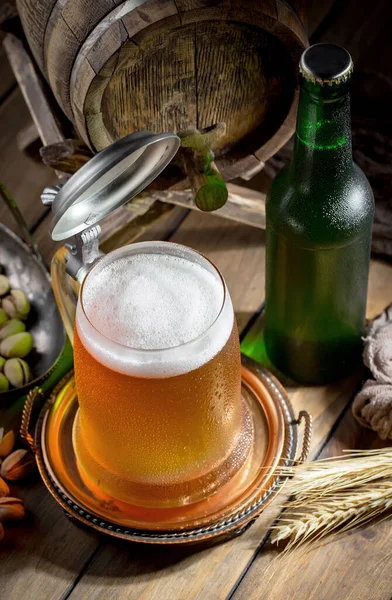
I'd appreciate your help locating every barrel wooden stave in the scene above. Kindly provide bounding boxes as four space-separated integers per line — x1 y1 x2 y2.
17 0 56 73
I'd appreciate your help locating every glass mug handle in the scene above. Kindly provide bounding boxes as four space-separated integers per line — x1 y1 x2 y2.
50 246 80 346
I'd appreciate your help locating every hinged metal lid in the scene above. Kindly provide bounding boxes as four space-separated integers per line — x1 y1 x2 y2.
49 131 180 241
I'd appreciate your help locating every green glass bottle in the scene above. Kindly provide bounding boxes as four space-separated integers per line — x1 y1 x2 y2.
264 44 374 384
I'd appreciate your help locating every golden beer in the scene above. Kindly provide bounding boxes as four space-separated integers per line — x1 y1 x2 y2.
73 242 253 507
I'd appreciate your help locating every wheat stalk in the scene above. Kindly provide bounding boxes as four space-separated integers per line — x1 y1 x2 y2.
270 448 392 551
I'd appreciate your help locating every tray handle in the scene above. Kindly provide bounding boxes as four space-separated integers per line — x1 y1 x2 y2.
20 387 45 453
295 410 312 463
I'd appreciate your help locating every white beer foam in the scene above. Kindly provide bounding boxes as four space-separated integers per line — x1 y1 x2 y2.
76 242 234 378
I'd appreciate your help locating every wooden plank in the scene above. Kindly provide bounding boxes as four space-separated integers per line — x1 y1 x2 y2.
366 259 392 319
0 43 15 102
233 395 391 600
3 34 64 146
63 257 392 600
0 477 101 600
0 87 56 236
216 153 264 182
149 183 266 229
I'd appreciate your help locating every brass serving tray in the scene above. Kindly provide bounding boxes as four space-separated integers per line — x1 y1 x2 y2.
22 356 311 544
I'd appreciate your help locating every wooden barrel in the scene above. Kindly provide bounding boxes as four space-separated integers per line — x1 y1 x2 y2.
16 0 307 187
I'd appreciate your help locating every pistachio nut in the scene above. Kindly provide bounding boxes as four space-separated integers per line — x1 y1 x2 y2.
0 318 26 340
0 374 9 392
2 295 16 318
0 332 33 358
0 276 10 297
1 449 36 481
0 497 25 521
0 309 8 327
0 357 5 371
0 476 10 497
2 289 30 320
0 429 15 458
4 358 31 388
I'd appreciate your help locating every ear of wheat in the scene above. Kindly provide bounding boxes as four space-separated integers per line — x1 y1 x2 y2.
270 448 392 551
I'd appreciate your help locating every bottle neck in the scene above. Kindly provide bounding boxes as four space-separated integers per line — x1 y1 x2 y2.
290 79 353 180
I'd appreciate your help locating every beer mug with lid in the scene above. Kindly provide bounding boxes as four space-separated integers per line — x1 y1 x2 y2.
46 132 253 508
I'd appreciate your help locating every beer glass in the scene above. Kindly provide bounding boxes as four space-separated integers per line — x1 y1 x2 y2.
72 241 253 507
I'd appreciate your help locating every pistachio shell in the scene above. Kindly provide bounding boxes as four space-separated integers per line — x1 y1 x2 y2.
4 290 30 320
0 309 8 327
1 449 36 480
0 429 15 458
2 296 16 318
0 357 5 372
0 318 26 340
0 374 9 392
0 497 25 521
0 477 10 497
0 276 10 297
0 332 33 358
4 358 31 388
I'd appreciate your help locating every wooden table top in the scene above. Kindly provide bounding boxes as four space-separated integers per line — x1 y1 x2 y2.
1 209 391 600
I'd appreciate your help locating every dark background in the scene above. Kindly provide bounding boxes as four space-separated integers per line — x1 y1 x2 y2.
0 0 391 261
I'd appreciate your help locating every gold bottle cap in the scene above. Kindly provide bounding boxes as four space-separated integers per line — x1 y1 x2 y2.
299 43 353 86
